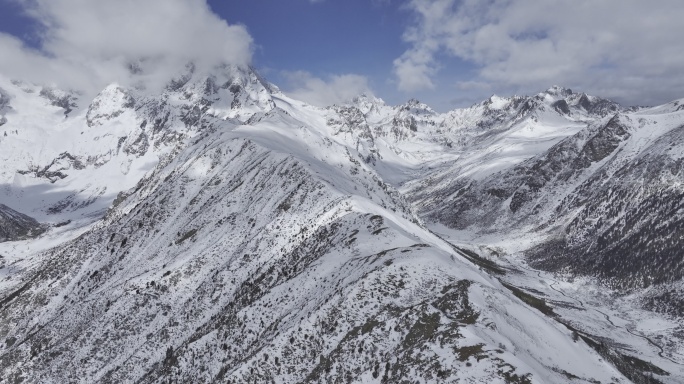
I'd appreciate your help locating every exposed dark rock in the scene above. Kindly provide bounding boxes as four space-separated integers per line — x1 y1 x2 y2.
18 152 86 183
39 88 79 116
0 204 45 242
552 99 570 114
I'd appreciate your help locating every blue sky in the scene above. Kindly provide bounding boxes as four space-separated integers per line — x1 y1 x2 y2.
1 0 684 111
210 0 475 109
0 1 36 44
213 1 409 76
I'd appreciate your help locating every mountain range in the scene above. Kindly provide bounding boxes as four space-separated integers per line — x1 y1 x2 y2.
0 65 683 383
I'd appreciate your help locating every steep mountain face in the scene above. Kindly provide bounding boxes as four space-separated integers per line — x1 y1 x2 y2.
0 95 633 383
413 97 684 297
0 71 682 383
0 65 274 227
0 204 45 242
527 118 684 290
416 113 633 229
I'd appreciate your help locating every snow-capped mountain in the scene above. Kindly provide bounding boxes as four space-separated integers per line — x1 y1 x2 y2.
1 67 682 383
413 97 684 286
0 64 274 228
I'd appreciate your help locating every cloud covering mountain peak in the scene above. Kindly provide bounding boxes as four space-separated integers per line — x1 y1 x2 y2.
0 0 253 96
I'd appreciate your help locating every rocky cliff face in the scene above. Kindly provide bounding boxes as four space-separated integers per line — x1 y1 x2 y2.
0 204 45 242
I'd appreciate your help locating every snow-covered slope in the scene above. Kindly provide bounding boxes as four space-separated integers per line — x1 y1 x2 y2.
411 92 684 308
0 64 274 229
0 72 681 383
322 87 626 190
1 104 636 383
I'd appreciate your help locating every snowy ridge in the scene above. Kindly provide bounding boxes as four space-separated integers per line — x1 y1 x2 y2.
0 70 683 383
0 106 631 383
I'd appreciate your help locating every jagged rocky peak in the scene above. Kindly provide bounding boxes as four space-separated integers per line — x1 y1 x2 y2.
39 86 80 116
474 87 587 117
447 93 537 131
85 64 276 131
385 98 438 135
0 204 45 242
175 64 277 120
482 94 513 110
538 85 583 101
196 64 271 96
543 85 574 97
569 92 621 116
86 84 136 127
399 98 436 116
536 86 622 117
349 93 387 116
327 104 370 135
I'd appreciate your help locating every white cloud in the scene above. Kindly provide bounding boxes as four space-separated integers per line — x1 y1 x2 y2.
282 71 372 107
393 46 436 92
396 0 684 105
0 0 253 95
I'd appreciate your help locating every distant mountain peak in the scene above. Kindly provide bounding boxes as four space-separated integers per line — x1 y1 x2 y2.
483 94 511 109
349 93 387 116
544 85 574 96
399 98 436 115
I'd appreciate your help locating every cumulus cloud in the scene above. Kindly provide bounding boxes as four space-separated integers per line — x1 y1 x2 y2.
282 71 373 107
393 46 436 92
0 0 253 95
396 0 684 105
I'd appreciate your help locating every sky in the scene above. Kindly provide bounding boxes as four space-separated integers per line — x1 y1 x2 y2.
1 0 684 111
